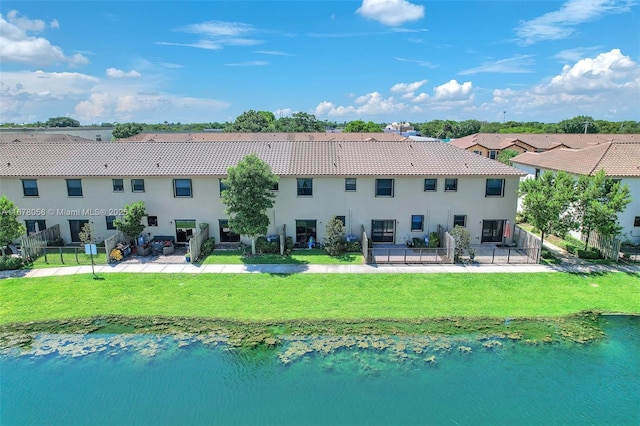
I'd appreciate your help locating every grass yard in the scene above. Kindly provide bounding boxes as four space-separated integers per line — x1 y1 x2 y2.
1 272 638 325
27 251 108 268
200 249 364 265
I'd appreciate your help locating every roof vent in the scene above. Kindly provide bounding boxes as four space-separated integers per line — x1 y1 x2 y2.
411 162 414 166
156 163 160 167
104 164 108 168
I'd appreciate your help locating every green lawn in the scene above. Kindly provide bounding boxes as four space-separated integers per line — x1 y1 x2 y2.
200 249 364 265
2 272 638 325
27 252 108 268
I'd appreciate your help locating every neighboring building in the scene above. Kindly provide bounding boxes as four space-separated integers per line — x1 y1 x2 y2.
449 133 640 159
384 122 418 136
1 133 524 246
511 141 640 244
0 126 114 142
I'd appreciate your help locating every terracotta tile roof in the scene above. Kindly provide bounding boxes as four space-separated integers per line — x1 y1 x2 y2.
449 133 640 151
0 133 94 143
511 141 640 177
118 132 410 142
0 137 525 178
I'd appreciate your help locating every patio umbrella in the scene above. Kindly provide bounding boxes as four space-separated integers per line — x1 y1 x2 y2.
503 220 512 244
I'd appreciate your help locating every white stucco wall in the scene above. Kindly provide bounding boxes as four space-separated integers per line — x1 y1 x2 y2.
1 175 521 245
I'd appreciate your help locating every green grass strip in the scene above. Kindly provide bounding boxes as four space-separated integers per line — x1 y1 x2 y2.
2 272 638 325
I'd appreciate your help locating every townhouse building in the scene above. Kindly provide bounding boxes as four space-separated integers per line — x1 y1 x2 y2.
511 141 640 244
1 133 525 247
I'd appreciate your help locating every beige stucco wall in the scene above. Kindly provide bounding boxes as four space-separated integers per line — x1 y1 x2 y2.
1 175 520 245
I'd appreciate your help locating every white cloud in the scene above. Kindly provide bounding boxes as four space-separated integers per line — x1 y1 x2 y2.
553 46 602 63
158 20 263 50
394 57 438 68
459 55 535 75
0 69 230 124
0 11 89 66
516 0 634 45
255 50 294 56
356 0 425 26
314 92 406 117
433 80 474 101
106 68 141 79
488 49 640 120
390 79 428 94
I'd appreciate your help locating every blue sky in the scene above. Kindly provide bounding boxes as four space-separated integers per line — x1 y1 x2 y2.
1 0 638 125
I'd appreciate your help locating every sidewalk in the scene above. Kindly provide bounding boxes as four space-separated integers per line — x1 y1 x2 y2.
2 258 638 279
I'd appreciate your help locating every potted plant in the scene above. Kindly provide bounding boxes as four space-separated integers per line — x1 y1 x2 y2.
185 252 191 263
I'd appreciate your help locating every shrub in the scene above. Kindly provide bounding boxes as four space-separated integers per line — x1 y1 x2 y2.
255 236 279 254
0 256 23 271
449 226 471 263
345 240 361 253
200 238 216 256
47 237 64 247
412 237 426 248
428 232 440 248
577 248 601 259
324 216 346 256
285 237 293 255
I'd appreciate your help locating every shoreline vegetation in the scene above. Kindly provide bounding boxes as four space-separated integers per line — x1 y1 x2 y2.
1 272 638 350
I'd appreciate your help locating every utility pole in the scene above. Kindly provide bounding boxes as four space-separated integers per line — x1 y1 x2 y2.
503 111 506 123
582 121 592 134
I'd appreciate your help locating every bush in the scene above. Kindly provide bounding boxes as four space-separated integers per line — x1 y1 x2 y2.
47 237 64 247
285 237 293 255
0 256 23 271
564 243 579 255
200 238 216 256
255 236 279 254
324 216 346 256
428 232 440 248
345 240 361 253
412 237 426 248
577 248 601 259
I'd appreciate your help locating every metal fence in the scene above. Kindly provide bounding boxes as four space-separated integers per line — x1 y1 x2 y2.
33 245 108 265
368 247 451 264
464 246 541 264
620 245 640 262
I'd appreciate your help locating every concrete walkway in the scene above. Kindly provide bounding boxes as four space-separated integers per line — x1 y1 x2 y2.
1 258 638 279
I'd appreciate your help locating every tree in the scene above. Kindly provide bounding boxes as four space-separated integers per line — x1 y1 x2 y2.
113 201 147 242
225 110 276 132
518 171 576 248
449 225 471 263
78 222 96 244
221 154 278 254
558 116 599 134
573 170 631 249
112 122 144 139
324 216 346 256
344 120 382 132
497 149 520 166
46 116 80 127
0 196 26 257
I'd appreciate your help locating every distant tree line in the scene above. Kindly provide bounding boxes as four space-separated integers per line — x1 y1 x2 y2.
3 114 638 139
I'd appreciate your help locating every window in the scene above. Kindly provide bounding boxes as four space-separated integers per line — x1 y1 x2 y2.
131 179 145 192
295 220 317 245
489 150 497 160
219 179 229 197
22 179 38 197
535 168 541 179
106 215 116 230
473 150 481 155
336 215 346 226
175 219 196 243
634 216 640 227
453 215 467 227
297 178 313 196
444 178 458 192
219 219 240 242
270 182 279 191
174 179 192 197
345 178 357 191
375 179 394 197
411 215 424 232
66 179 83 197
485 179 505 197
112 179 124 192
147 216 158 227
424 178 437 192
25 220 46 235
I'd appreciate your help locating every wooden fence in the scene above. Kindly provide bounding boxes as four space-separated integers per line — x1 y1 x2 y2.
188 223 209 263
581 231 621 261
19 224 60 261
104 230 127 263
